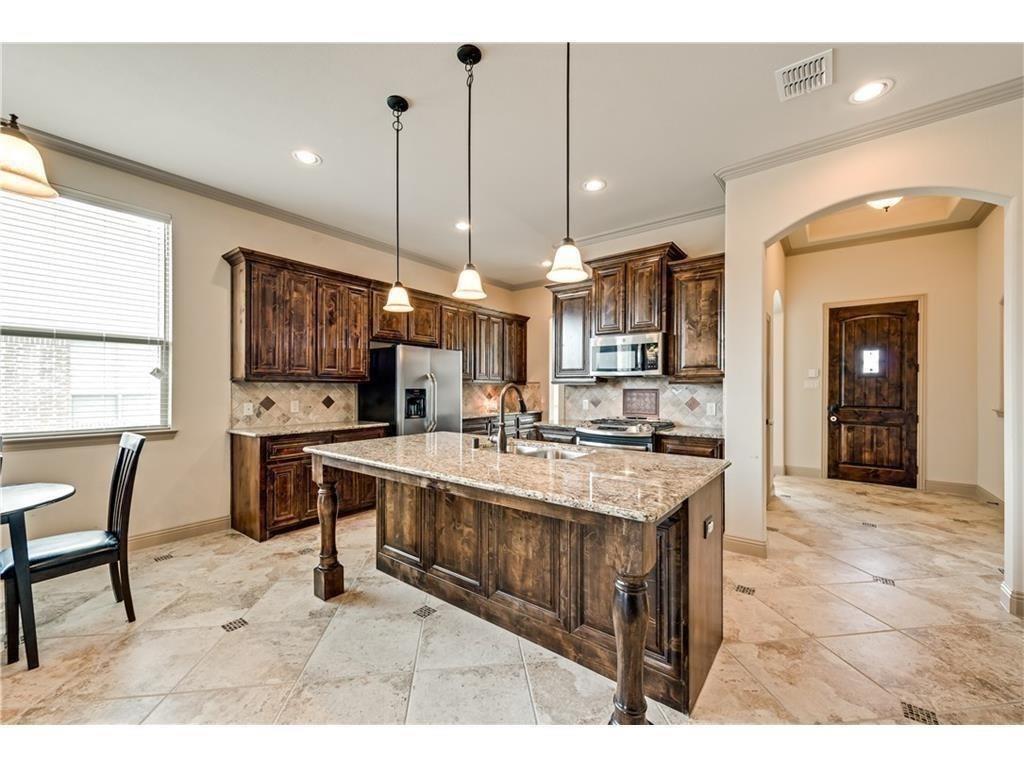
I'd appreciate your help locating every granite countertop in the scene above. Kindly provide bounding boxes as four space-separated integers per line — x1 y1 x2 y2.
306 432 729 523
463 409 542 420
658 426 724 440
227 420 389 438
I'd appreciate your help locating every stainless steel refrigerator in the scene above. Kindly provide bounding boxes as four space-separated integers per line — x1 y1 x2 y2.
357 345 463 434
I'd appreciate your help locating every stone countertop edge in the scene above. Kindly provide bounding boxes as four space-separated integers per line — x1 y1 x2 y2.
305 432 730 524
227 420 390 438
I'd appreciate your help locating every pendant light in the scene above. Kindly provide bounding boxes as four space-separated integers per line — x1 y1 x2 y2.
546 43 588 284
452 44 487 301
383 95 414 313
0 114 59 199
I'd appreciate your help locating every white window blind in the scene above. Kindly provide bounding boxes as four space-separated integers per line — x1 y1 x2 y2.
0 189 172 437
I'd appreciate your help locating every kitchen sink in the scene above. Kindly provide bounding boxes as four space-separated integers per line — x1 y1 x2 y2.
509 444 587 460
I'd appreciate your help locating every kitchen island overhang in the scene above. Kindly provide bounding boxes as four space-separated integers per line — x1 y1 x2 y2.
306 432 729 724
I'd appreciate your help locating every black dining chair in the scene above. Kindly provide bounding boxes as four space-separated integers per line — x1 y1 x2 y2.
3 432 145 659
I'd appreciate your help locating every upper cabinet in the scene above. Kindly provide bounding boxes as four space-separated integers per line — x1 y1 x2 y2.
669 254 725 383
593 263 626 335
551 282 592 380
626 253 664 333
224 247 528 384
589 243 680 335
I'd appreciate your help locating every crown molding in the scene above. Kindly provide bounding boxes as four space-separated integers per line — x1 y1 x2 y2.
714 77 1024 189
573 204 726 247
22 124 520 291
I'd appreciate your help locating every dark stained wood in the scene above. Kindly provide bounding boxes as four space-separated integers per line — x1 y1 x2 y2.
429 492 487 592
474 313 505 382
441 305 477 380
533 423 577 443
655 434 724 458
684 477 723 712
440 305 461 351
827 300 919 487
342 283 370 379
593 263 627 335
408 294 441 346
669 254 725 383
282 270 316 377
610 571 654 724
503 317 528 384
626 254 663 334
311 457 344 600
317 279 370 380
462 411 542 439
370 286 408 342
551 283 592 380
249 261 285 377
459 309 476 380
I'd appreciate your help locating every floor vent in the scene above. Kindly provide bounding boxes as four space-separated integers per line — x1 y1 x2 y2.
297 547 316 555
952 518 971 524
413 605 437 619
873 576 896 586
766 526 779 533
221 618 248 632
901 701 938 724
775 49 834 102
861 522 878 528
777 494 791 498
153 553 174 562
735 585 756 596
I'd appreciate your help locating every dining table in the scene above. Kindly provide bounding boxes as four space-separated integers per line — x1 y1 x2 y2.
1 482 76 669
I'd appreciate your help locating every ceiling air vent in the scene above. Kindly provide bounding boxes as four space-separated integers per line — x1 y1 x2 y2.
775 49 834 101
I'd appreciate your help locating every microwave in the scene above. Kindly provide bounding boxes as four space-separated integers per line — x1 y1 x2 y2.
590 333 664 377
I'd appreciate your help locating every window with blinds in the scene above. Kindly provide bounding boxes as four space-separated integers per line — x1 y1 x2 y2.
0 189 172 437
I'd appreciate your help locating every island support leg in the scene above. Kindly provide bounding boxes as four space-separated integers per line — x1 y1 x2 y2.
312 457 344 600
608 520 658 725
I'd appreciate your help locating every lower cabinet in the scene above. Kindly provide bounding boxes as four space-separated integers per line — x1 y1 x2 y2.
230 426 386 541
654 434 724 458
462 411 542 440
534 424 577 444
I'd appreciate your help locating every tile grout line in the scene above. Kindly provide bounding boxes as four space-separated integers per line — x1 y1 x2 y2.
271 608 335 724
718 643 802 724
517 637 539 725
402 608 426 725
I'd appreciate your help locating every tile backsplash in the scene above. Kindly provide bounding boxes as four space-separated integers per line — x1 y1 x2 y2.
563 378 722 427
231 381 357 428
463 381 544 417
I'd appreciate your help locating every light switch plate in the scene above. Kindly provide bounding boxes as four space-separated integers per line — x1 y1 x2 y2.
706 402 717 416
243 402 254 416
582 399 590 411
807 368 820 378
290 400 300 413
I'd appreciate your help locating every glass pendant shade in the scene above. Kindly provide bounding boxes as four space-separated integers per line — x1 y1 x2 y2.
0 121 58 198
545 237 588 283
383 281 414 313
452 262 486 300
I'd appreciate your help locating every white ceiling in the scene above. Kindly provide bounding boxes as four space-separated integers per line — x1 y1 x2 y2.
3 43 1021 286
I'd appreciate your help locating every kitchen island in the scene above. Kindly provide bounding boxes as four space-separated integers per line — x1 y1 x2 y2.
305 432 728 724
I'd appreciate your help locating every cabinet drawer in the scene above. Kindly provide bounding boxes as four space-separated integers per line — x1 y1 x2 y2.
655 435 723 458
265 432 333 462
332 427 387 443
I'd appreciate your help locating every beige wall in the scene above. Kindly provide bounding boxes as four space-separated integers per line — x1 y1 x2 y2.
783 229 979 485
3 147 519 542
977 207 1006 500
764 241 786 481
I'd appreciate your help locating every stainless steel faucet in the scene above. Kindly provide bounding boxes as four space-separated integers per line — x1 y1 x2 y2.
494 383 527 453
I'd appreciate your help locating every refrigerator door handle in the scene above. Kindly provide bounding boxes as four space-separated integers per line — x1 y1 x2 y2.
425 372 438 432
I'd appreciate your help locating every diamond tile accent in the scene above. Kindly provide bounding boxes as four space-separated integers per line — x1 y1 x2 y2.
412 605 437 618
221 618 248 632
872 576 896 586
153 553 174 562
589 396 602 408
259 396 276 411
322 395 335 408
901 701 938 724
685 396 701 411
735 585 756 595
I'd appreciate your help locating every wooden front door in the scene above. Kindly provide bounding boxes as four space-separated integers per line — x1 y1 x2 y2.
827 300 919 487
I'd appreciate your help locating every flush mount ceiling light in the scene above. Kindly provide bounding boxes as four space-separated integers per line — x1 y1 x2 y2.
866 196 903 212
455 220 470 231
452 44 487 301
0 114 58 198
849 78 894 104
383 95 414 314
582 178 606 192
291 148 322 166
546 43 589 284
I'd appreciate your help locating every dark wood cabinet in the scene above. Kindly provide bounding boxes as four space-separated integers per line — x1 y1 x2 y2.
534 423 576 443
408 295 440 346
669 254 725 383
462 411 541 439
474 313 505 382
459 309 476 380
655 434 724 458
440 305 476 380
503 317 527 385
230 425 386 541
370 286 408 342
593 263 626 335
317 279 369 380
626 254 663 333
551 283 592 380
248 262 286 377
282 270 316 376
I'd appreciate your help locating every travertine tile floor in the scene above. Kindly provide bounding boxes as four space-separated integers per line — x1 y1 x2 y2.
1 476 1020 725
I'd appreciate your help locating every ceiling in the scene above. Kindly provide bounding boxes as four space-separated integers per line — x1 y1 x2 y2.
3 43 1021 286
782 195 994 254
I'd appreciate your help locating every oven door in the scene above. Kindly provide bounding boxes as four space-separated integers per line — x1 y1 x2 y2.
589 333 663 377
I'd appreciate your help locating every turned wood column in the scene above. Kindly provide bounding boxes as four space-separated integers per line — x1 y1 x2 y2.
608 519 658 725
312 456 344 600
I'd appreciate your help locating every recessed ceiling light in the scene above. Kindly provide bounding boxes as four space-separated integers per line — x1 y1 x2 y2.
291 149 322 166
582 178 606 192
455 221 471 232
849 79 894 104
866 196 903 211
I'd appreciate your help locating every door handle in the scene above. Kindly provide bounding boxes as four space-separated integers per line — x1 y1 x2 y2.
828 404 839 424
426 373 438 432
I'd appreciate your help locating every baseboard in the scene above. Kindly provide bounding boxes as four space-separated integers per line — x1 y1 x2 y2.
924 479 1004 505
783 465 821 478
724 534 768 558
975 485 1005 507
1000 582 1024 618
129 516 230 552
771 464 785 477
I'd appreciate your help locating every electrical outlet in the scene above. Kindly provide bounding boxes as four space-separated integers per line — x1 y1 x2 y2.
243 402 254 416
804 379 820 389
807 368 820 379
706 402 717 416
290 400 300 414
582 399 590 412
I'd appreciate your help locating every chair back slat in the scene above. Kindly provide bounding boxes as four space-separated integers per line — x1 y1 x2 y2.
107 432 146 543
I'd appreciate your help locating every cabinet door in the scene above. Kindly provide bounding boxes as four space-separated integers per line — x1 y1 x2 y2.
283 270 316 377
408 296 440 346
440 305 461 351
301 460 320 521
371 287 408 341
626 254 663 333
670 255 725 382
475 314 504 382
503 318 527 384
249 262 285 377
316 278 345 377
265 460 303 530
656 436 723 458
459 309 476 380
552 285 591 379
342 284 370 378
593 263 626 335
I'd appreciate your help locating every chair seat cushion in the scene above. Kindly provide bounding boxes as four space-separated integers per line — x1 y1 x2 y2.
0 530 119 578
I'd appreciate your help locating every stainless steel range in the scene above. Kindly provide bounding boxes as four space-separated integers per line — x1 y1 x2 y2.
575 417 674 451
